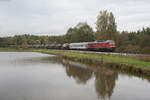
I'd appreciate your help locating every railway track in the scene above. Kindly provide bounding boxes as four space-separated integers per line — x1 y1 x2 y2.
50 49 150 57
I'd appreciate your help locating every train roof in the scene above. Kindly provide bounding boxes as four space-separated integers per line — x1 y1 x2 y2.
69 40 115 45
69 42 89 45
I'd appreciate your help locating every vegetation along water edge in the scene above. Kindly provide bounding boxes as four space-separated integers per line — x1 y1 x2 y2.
1 48 150 76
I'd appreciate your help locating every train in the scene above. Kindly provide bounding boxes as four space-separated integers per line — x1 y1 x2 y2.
67 40 116 52
29 40 116 52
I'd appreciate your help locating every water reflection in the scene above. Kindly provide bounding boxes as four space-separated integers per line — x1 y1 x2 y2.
1 52 150 100
62 59 118 99
0 52 62 67
18 56 62 64
62 61 93 84
7 54 150 100
94 69 118 99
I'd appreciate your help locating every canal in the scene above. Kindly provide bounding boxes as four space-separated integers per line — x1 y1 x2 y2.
0 52 150 100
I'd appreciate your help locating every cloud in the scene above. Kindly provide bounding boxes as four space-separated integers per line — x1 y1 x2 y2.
0 0 150 36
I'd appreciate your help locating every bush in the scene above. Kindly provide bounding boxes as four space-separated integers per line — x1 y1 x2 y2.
21 42 28 49
115 46 126 53
116 45 141 53
141 47 150 54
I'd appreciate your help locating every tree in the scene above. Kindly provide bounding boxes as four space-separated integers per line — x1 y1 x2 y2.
108 12 118 42
96 10 109 40
95 10 118 43
21 42 28 49
66 22 94 43
65 28 73 43
35 40 41 45
43 36 49 45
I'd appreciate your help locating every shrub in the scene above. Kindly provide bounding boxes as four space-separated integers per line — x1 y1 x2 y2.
116 45 141 53
142 47 150 54
115 46 126 53
21 42 28 49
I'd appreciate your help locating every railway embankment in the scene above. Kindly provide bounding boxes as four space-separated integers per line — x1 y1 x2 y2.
32 49 150 76
1 48 150 76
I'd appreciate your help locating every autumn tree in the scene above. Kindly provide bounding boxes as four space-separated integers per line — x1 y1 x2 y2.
21 42 28 49
95 10 118 43
35 40 41 45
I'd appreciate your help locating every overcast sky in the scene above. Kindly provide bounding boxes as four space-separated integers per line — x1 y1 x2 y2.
0 0 150 36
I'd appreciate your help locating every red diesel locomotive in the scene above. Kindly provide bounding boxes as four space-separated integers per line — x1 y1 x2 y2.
88 40 116 51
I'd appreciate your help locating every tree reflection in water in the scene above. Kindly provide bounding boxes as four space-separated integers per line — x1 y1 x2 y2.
62 59 118 99
94 68 118 99
62 60 93 84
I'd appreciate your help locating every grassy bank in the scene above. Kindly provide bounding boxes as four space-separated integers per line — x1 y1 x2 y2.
1 48 150 76
34 49 150 76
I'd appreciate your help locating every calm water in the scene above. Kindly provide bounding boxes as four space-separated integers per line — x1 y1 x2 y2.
0 52 150 100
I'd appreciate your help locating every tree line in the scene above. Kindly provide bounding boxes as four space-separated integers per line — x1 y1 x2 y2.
117 28 150 54
0 10 150 54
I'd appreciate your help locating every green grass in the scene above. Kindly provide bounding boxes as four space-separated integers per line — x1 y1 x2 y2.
102 56 150 68
65 52 150 68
